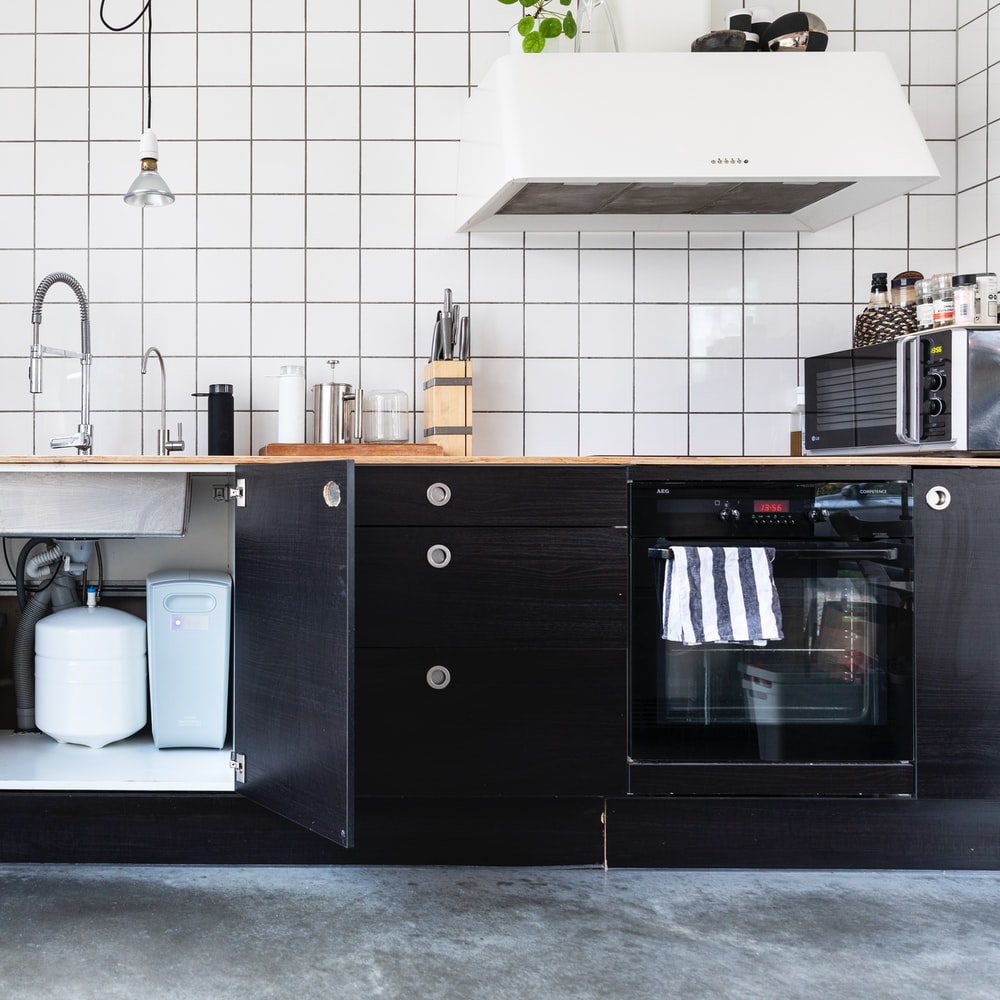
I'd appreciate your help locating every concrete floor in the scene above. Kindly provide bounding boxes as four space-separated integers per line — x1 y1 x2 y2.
1 865 998 1000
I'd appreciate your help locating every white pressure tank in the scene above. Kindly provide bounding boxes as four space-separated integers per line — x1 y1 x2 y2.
35 594 148 749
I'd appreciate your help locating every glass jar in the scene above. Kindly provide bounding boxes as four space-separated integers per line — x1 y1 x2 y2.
976 273 998 323
931 273 955 328
891 271 921 307
915 279 935 330
362 389 409 444
952 274 979 326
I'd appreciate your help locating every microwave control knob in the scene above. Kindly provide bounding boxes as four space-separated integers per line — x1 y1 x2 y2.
921 397 945 417
719 507 740 522
923 371 945 391
807 508 829 522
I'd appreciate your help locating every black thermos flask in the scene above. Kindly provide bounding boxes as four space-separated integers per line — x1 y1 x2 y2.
193 384 234 455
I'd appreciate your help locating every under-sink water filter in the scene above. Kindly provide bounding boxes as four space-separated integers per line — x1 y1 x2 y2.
146 570 232 749
35 601 148 749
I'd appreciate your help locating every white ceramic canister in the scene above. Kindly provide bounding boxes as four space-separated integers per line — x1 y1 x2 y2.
35 602 148 749
277 364 306 443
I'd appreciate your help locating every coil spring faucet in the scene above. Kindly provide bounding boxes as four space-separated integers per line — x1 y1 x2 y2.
30 272 93 455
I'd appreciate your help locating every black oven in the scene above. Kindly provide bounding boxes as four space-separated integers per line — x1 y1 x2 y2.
628 473 914 797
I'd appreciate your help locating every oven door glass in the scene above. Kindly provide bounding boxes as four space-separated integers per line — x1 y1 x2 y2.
629 541 913 764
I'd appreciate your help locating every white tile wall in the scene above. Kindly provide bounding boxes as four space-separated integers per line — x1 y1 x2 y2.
0 1 974 457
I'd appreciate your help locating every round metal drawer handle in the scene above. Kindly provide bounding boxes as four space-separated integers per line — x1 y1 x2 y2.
426 665 451 690
426 482 452 507
426 543 452 568
925 485 951 511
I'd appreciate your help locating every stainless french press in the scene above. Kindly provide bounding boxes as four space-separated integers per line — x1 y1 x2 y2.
313 360 363 445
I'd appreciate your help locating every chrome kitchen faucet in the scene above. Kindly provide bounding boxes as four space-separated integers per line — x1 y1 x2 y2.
30 272 94 455
141 346 185 456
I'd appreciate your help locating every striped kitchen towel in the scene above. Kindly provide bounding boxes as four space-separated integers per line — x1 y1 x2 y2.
662 546 783 646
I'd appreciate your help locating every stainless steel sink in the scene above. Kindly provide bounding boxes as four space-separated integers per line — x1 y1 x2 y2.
0 470 191 537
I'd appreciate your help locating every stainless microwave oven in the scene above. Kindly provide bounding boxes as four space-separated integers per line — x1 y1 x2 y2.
803 326 1000 455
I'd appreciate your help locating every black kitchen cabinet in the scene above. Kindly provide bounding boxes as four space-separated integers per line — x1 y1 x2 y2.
353 465 628 798
913 467 1000 798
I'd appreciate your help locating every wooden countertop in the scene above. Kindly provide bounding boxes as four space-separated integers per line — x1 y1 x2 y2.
3 454 1000 467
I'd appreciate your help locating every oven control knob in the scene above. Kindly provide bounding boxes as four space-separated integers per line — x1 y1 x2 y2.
807 507 829 522
921 397 945 416
719 507 740 522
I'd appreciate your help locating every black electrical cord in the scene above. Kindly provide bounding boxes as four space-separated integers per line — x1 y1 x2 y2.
99 1 154 130
14 538 60 611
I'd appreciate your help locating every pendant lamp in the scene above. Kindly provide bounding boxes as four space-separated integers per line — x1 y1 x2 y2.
102 1 174 207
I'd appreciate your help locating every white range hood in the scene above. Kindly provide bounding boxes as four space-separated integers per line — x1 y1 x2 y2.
455 52 940 233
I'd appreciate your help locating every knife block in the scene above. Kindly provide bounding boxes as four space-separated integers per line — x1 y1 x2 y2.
422 360 472 457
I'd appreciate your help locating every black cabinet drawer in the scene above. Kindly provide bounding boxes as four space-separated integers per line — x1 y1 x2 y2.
355 466 626 526
356 526 627 647
355 647 626 797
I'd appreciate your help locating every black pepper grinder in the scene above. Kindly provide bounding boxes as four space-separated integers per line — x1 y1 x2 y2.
192 384 234 455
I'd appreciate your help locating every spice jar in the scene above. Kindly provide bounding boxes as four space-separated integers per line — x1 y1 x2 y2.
976 273 998 323
952 274 979 326
890 271 922 307
931 273 955 328
915 278 935 330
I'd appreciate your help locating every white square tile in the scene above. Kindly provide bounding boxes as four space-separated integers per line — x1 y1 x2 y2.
634 359 689 412
35 33 89 87
358 302 416 357
990 122 1000 183
470 247 525 302
912 0 958 29
579 413 634 456
852 251 910 303
361 87 414 139
306 194 361 248
909 194 958 248
143 303 197 359
744 359 798 412
360 140 415 193
634 250 688 303
524 303 579 357
524 249 578 302
360 194 415 248
413 250 466 308
467 302 525 357
252 194 306 247
307 6 359 30
252 249 305 301
197 87 251 141
143 249 197 303
959 72 988 137
959 15 989 77
992 6 1000 63
197 249 252 302
361 0 414 32
690 359 743 412
198 34 252 87
853 196 909 248
253 33 306 87
959 0 987 26
304 302 359 357
195 303 249 356
580 304 633 357
634 304 688 357
142 194 197 249
857 0 911 30
524 413 579 457
919 140 957 196
359 248 414 301
198 140 251 193
306 36 361 88
634 413 689 457
744 413 797 457
688 412 743 456
475 357 524 411
35 87 89 141
198 195 252 248
0 250 33 302
307 249 361 301
90 87 141 141
251 302 306 356
251 140 306 191
307 87 361 140
252 0 305 31
855 32 911 82
909 86 958 141
89 249 142 304
798 249 854 303
415 34 470 86
525 358 578 410
958 185 988 246
35 141 88 195
798 218 854 250
34 196 87 249
360 34 415 86
958 127 988 190
415 88 467 141
744 250 797 303
154 34 198 87
252 88 306 140
798 303 855 356
744 304 799 357
416 141 459 195
0 36 35 88
1 197 33 248
417 4 469 32
580 249 634 302
910 32 959 85
0 88 33 141
307 140 361 193
805 0 857 31
472 411 525 457
0 143 33 195
689 305 742 358
690 250 742 302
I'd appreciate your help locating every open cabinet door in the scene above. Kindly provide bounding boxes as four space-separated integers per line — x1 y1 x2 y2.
232 461 354 847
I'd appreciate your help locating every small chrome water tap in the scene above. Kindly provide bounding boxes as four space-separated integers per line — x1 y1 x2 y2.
141 346 185 456
30 272 94 454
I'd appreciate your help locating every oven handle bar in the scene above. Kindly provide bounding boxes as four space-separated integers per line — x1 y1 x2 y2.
647 546 899 561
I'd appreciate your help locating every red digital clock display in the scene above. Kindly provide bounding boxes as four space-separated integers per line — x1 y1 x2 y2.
754 500 790 513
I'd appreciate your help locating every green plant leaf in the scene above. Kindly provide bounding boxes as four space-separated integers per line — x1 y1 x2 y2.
563 11 577 38
517 0 535 7
559 0 572 5
517 16 535 36
522 31 545 53
497 0 520 5
539 16 562 38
